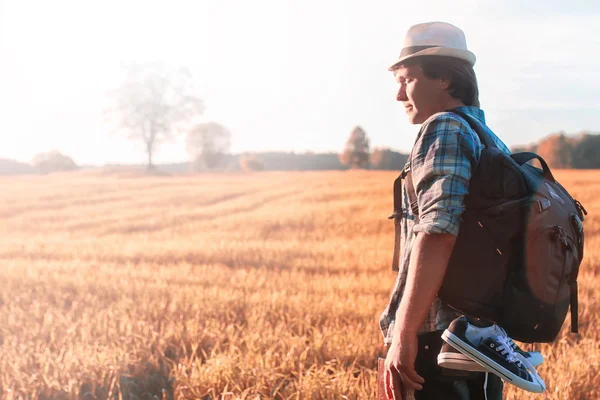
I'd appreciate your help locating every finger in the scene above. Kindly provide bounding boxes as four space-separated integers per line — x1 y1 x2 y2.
404 365 425 385
399 369 423 391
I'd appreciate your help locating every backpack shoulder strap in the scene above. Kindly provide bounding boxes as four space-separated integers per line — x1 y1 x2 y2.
388 162 412 272
450 109 498 149
404 165 419 218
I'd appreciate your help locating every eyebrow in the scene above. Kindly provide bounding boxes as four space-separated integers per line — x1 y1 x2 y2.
395 71 412 83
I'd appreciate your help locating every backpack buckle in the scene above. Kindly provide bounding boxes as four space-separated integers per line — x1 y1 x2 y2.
399 162 411 179
536 198 551 213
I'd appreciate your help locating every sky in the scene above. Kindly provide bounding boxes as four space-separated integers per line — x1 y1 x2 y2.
1 0 599 165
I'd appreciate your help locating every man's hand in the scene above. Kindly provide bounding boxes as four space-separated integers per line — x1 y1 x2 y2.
384 329 424 400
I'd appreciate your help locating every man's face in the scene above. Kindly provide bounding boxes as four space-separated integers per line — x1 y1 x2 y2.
394 63 447 124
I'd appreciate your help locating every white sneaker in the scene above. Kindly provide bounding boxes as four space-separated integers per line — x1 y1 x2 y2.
441 316 546 393
438 337 544 372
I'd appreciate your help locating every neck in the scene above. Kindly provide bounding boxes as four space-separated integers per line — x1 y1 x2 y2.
444 98 467 110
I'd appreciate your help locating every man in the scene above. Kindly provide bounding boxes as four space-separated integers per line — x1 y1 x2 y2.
380 22 511 399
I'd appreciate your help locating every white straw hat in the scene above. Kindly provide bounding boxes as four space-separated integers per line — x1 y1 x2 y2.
388 21 476 70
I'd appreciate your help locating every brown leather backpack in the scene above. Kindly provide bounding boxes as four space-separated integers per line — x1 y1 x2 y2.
390 110 587 343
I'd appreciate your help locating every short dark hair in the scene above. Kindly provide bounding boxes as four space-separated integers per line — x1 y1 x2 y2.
401 56 480 107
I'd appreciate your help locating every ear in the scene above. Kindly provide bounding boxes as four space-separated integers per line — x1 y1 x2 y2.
440 78 451 90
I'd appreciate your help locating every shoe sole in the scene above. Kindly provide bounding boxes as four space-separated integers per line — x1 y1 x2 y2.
438 350 543 372
441 330 545 393
437 352 487 372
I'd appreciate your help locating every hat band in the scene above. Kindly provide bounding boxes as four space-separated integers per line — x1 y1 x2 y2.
399 45 438 58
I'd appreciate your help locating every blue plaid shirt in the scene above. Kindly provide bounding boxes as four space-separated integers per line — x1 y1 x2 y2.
380 106 511 344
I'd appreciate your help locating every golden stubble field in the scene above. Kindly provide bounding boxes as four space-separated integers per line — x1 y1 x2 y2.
1 169 599 400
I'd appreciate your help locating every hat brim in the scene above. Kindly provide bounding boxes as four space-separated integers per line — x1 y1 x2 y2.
388 47 476 71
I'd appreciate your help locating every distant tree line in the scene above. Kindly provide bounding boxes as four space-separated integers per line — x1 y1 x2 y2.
0 151 78 175
340 124 600 171
512 132 600 169
4 132 600 175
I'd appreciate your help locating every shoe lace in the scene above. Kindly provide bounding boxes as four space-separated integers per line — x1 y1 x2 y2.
496 335 521 365
496 334 546 390
496 326 519 348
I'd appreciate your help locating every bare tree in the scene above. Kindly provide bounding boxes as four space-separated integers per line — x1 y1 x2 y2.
340 126 370 169
106 63 205 170
186 122 232 170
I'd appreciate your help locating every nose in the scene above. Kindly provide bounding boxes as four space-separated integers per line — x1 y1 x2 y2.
396 84 408 102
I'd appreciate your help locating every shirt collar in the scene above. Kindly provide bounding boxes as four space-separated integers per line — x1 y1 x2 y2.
449 106 486 125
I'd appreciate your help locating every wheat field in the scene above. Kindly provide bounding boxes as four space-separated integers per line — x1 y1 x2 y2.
1 169 599 400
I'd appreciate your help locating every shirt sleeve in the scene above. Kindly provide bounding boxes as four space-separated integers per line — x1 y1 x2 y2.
410 114 479 236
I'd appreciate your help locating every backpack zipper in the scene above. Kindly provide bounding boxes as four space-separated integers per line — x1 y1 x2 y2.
575 200 588 219
552 225 570 251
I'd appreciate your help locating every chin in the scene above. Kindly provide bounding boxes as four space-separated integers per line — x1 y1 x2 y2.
407 114 422 125
410 113 429 125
